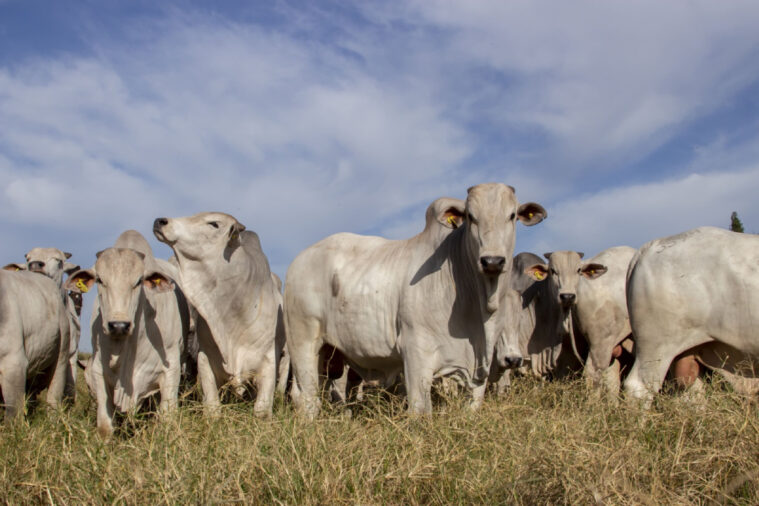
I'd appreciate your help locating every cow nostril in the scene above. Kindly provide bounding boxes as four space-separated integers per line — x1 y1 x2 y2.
502 355 524 369
154 218 169 228
560 293 576 305
29 261 45 271
107 321 131 335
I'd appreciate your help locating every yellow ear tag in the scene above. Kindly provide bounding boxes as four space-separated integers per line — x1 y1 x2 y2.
590 270 595 276
528 212 534 219
534 271 545 281
15 267 20 271
154 278 161 286
231 233 238 241
446 215 458 227
76 279 89 293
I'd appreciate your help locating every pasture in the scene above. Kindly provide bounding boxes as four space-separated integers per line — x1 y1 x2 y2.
1 372 757 504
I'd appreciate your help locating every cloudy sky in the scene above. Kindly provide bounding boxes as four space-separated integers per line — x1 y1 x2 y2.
2 1 759 349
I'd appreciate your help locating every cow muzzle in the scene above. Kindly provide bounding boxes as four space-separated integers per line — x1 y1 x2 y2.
559 293 576 308
28 261 45 273
499 355 524 370
480 256 506 276
107 321 132 337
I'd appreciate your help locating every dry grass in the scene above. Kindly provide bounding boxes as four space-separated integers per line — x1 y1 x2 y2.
1 375 758 504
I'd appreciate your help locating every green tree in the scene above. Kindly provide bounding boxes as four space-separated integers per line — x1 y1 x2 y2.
730 211 744 233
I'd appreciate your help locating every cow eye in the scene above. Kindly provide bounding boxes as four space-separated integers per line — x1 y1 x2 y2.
509 212 516 221
208 221 220 229
134 277 144 288
550 268 558 276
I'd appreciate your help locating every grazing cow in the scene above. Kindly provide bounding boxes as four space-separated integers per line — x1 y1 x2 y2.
66 230 187 437
285 183 546 418
153 212 284 417
574 246 636 395
23 248 82 401
624 227 759 404
0 267 71 420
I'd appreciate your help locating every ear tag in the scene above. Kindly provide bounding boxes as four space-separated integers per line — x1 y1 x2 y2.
231 233 238 241
590 270 595 276
15 267 20 271
534 271 545 281
528 212 534 219
76 279 89 293
446 215 458 228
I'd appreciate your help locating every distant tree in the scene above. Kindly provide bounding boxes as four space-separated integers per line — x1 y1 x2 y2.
730 211 744 233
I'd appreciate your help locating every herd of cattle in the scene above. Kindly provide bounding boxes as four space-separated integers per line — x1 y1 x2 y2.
1 183 757 436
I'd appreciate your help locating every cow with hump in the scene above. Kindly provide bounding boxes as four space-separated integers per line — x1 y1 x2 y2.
625 226 759 404
66 230 188 437
284 183 546 418
153 212 285 417
0 264 71 420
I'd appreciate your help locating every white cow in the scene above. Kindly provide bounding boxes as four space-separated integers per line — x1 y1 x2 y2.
285 183 546 418
624 227 759 404
574 246 636 395
0 267 71 420
22 247 82 401
153 212 284 417
66 230 186 436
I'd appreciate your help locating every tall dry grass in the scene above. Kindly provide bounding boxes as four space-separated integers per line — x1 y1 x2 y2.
1 374 757 504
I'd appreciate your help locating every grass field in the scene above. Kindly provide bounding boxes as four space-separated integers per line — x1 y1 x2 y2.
1 373 758 504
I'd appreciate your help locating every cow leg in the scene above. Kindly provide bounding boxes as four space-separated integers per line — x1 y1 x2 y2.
93 369 115 438
470 382 486 410
601 358 622 402
286 314 323 420
253 348 276 418
159 365 180 414
45 325 70 411
403 345 434 414
495 369 511 397
276 346 291 395
197 350 221 413
1 360 27 421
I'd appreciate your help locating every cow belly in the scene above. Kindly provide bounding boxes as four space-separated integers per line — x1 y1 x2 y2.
327 296 400 361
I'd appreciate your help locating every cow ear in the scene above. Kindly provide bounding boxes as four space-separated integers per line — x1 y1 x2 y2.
65 269 96 293
143 272 175 293
64 251 72 259
577 252 585 259
439 205 465 229
3 263 26 271
580 263 607 279
64 262 80 275
543 252 552 260
517 202 547 226
525 263 549 282
228 221 245 246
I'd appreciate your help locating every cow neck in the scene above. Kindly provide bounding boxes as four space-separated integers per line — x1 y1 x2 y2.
176 250 260 362
105 293 146 376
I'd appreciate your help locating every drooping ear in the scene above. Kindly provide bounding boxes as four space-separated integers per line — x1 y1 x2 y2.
525 263 549 282
64 269 96 294
228 221 246 246
64 251 72 259
517 202 547 226
2 263 26 271
143 272 175 293
63 262 81 275
580 263 608 279
438 205 465 229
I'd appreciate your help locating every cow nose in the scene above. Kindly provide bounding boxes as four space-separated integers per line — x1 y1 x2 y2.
560 293 576 306
28 261 45 272
480 256 506 275
153 217 169 229
107 321 131 335
501 355 524 369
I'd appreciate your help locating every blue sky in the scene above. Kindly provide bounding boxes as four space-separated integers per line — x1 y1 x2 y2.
2 1 759 348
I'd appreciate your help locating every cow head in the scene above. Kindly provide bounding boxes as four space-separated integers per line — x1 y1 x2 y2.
24 247 75 288
464 183 546 280
65 248 175 339
153 212 245 262
525 251 607 309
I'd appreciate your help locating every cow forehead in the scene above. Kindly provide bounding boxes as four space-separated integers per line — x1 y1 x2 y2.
26 247 66 262
183 211 238 226
95 248 145 280
549 251 583 272
466 183 517 215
